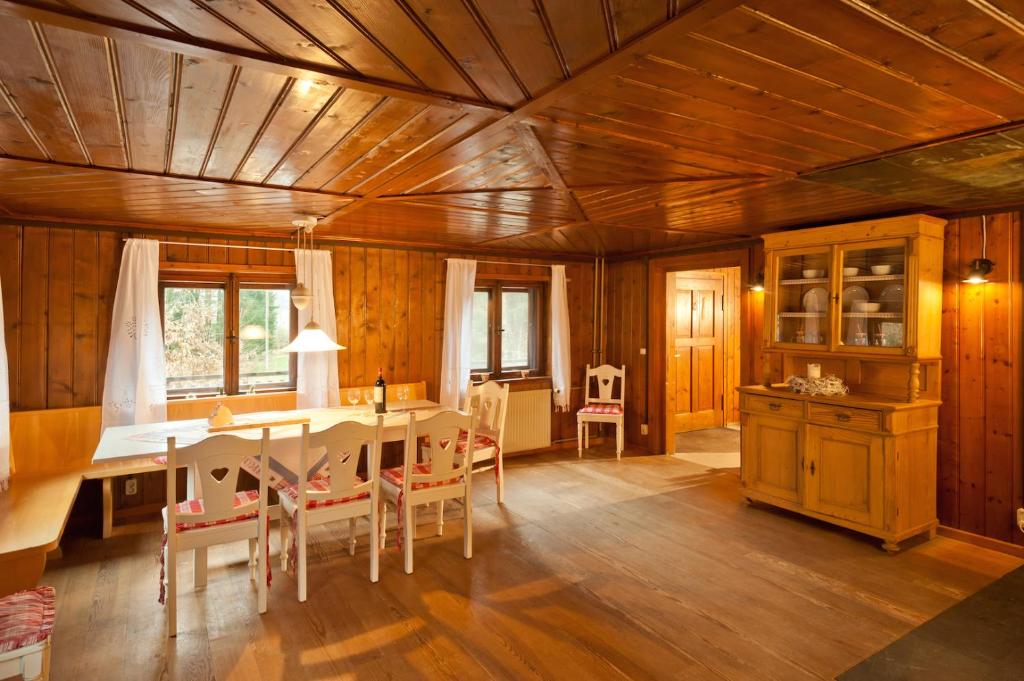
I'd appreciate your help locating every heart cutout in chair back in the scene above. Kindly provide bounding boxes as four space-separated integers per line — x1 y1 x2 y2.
602 378 611 385
210 467 230 482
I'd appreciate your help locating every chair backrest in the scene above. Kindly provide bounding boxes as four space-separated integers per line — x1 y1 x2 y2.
300 416 383 504
165 429 270 531
405 409 475 490
585 364 626 405
464 380 510 449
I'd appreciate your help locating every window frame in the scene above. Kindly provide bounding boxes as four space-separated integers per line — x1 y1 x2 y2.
159 270 298 398
471 281 546 378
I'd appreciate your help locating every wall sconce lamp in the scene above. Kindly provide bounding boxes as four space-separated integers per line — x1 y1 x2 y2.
749 272 765 292
962 215 994 285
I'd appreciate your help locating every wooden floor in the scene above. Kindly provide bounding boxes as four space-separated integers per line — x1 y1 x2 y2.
42 448 1021 681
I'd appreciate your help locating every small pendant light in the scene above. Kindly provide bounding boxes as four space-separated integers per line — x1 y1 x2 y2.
963 215 994 285
286 217 345 353
291 218 313 310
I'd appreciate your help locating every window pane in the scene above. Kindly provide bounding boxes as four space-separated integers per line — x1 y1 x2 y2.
501 290 531 369
471 290 490 370
163 287 225 393
239 289 292 389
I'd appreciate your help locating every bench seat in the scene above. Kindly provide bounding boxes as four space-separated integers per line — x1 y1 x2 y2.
0 472 81 597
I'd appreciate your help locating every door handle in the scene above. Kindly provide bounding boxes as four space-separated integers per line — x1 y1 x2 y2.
835 413 851 422
809 460 816 476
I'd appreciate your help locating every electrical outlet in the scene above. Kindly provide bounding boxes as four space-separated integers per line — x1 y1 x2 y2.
641 423 648 435
1017 507 1024 532
640 348 647 355
125 478 138 496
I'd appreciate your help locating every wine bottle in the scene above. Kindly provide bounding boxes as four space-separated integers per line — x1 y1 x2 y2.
374 367 387 414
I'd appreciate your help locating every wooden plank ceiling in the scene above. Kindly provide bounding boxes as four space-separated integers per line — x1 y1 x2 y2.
0 0 1023 256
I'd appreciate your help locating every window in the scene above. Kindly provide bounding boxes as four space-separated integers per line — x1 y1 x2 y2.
471 282 544 376
160 273 296 397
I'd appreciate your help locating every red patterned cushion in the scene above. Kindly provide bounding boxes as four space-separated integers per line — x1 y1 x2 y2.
455 433 498 454
169 489 261 532
381 463 462 490
578 403 623 415
0 586 55 653
280 477 369 509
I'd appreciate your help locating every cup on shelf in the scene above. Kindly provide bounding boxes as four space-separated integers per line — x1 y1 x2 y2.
843 267 859 276
870 265 893 275
802 269 825 279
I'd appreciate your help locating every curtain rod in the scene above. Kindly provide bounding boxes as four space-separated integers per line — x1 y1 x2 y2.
444 258 553 268
123 238 294 254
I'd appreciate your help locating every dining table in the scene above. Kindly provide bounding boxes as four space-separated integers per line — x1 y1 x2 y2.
92 400 446 494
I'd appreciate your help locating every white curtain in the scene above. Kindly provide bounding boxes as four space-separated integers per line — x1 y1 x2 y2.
550 265 571 412
102 239 167 430
440 258 477 409
295 249 340 409
0 275 9 492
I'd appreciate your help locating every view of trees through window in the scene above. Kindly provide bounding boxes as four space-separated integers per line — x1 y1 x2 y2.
163 286 225 392
239 288 291 389
471 290 490 370
471 284 539 375
500 290 531 369
163 285 292 394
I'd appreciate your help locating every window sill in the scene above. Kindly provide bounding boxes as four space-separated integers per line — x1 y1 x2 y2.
167 389 296 403
474 375 553 392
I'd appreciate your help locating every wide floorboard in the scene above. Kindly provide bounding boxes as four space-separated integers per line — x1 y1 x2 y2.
42 449 1021 680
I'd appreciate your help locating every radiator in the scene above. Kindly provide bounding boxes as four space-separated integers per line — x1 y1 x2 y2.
504 388 552 453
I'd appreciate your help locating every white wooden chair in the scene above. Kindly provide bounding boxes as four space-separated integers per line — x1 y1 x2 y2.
280 416 384 599
0 586 54 681
463 379 510 503
162 429 271 637
577 364 626 460
380 410 476 574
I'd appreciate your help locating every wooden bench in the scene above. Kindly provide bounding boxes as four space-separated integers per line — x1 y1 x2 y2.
0 382 428 596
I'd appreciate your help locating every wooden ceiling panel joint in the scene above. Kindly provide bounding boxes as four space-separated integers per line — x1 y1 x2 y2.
323 0 427 89
459 0 533 100
260 84 344 184
0 76 49 159
253 0 358 72
229 76 294 181
532 0 571 79
27 20 91 164
197 64 239 177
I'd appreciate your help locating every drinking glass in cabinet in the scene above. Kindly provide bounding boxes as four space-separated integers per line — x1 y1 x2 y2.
839 245 905 349
775 252 829 345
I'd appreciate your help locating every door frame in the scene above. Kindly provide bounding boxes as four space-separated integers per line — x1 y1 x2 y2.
648 249 751 455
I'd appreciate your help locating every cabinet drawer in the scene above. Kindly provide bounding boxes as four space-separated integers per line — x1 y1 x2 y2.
808 404 881 431
745 395 803 419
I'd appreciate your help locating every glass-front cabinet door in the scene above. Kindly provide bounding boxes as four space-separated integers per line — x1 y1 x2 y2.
771 248 831 347
836 240 907 353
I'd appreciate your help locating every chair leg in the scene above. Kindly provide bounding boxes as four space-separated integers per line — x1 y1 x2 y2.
20 647 43 680
379 500 388 550
577 420 583 458
496 452 505 504
616 420 623 460
435 500 444 536
369 506 380 583
248 538 258 581
585 421 590 449
40 637 51 681
166 540 177 638
297 516 307 603
194 546 207 588
463 492 473 560
403 498 414 575
279 513 289 571
348 518 357 556
257 526 268 614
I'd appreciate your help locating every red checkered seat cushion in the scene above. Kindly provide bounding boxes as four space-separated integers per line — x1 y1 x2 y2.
578 403 623 415
381 462 463 490
165 489 261 532
0 586 55 654
280 478 369 510
455 433 498 453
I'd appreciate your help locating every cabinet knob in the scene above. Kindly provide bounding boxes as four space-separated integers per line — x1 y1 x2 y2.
809 460 816 476
835 413 851 422
768 402 782 411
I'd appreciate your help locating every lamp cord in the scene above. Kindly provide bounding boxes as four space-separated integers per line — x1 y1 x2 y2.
982 215 987 259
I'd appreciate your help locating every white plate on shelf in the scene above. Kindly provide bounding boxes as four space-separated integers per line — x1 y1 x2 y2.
879 284 904 313
842 285 869 311
802 287 828 313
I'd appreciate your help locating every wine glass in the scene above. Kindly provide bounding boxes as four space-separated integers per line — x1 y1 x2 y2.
397 385 409 407
346 388 360 408
362 388 374 408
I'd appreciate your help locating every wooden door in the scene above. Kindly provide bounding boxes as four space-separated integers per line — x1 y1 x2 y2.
742 414 802 503
804 425 884 529
666 272 725 441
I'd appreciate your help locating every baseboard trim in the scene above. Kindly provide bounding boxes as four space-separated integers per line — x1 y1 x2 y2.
937 525 1024 558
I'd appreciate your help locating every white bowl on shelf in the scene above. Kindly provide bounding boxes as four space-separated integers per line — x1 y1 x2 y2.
802 269 825 279
842 267 859 276
852 301 881 313
870 265 893 275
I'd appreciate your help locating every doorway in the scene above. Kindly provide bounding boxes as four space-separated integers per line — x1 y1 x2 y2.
665 267 742 458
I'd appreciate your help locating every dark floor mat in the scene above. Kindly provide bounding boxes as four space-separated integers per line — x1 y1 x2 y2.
838 564 1024 681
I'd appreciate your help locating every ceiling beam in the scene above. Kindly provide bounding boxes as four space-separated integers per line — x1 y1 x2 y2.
513 124 587 221
0 0 507 115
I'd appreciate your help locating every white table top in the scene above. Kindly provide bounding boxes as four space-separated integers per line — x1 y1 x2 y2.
92 400 444 465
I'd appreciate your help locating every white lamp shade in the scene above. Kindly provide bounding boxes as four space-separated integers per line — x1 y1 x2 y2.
291 282 312 311
239 324 267 340
284 320 345 353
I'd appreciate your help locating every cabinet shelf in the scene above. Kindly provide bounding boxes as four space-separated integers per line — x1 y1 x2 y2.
841 312 902 319
842 274 904 283
780 277 828 285
778 312 826 318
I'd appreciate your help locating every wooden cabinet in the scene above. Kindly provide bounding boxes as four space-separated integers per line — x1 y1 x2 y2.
741 215 943 553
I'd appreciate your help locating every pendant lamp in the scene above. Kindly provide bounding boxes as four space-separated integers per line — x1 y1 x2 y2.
286 217 346 353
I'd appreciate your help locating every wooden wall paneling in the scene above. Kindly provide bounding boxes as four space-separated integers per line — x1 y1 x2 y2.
19 227 47 410
937 218 961 528
332 245 351 389
349 246 368 387
46 228 74 408
0 225 20 409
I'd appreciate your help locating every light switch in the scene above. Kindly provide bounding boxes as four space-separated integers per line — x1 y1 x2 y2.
639 348 646 355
